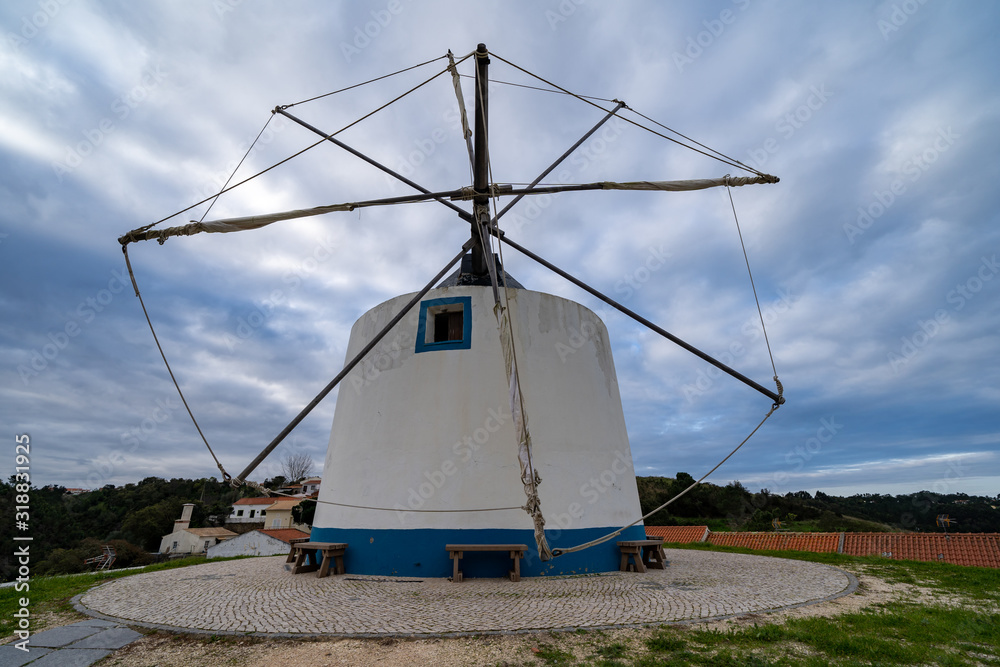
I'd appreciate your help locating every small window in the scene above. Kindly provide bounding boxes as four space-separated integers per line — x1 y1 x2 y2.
249 509 255 518
172 541 178 550
261 510 266 516
415 297 472 353
236 509 244 517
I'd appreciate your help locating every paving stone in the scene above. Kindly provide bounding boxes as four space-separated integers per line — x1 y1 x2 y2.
68 627 144 650
27 624 101 648
20 648 111 667
0 645 51 667
78 549 855 636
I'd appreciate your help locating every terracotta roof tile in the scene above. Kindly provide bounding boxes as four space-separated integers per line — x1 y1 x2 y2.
842 532 1000 568
707 532 840 553
259 528 310 544
644 526 710 543
233 497 275 505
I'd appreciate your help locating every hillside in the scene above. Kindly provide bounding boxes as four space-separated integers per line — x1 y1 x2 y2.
636 474 1000 533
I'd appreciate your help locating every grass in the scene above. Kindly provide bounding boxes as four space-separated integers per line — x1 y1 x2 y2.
0 556 235 636
529 545 1000 666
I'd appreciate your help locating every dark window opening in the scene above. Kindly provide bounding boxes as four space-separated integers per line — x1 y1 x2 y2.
434 311 464 343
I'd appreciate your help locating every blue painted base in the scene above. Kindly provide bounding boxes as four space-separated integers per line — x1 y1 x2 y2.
309 524 647 578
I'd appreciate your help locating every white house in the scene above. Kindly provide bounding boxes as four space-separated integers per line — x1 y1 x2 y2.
206 528 309 559
299 477 321 496
159 503 237 555
228 497 273 523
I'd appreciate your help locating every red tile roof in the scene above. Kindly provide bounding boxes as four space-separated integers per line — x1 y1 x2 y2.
644 525 710 543
842 532 1000 568
259 528 310 544
233 497 275 505
708 532 841 553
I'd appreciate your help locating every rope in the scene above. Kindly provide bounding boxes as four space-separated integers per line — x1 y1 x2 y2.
228 481 523 513
487 51 762 177
197 114 274 224
121 245 234 484
727 181 779 379
458 73 617 103
282 53 456 108
552 400 781 557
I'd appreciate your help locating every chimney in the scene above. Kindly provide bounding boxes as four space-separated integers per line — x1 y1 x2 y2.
174 503 195 531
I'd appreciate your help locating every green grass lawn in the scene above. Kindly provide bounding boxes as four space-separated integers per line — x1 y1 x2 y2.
536 544 1000 666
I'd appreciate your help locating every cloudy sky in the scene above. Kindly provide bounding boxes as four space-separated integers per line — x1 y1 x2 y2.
2 1 998 509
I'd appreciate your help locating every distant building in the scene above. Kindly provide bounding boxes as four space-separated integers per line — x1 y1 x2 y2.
159 503 236 555
299 477 322 495
207 528 309 559
228 497 274 523
261 498 309 530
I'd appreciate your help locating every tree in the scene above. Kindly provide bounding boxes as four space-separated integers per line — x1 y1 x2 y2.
292 499 317 527
281 452 315 482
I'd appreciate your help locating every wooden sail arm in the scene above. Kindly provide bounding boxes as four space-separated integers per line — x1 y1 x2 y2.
118 174 778 246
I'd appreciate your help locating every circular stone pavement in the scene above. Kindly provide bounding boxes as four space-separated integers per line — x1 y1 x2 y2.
78 550 857 637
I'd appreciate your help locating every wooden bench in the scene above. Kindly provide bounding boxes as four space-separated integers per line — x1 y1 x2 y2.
289 541 347 578
446 544 528 582
284 537 311 563
617 539 667 573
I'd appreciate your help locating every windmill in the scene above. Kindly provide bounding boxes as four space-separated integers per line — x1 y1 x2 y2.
119 44 783 577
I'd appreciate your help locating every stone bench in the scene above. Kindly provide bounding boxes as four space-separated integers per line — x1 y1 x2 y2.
289 541 347 578
617 538 667 573
446 544 528 582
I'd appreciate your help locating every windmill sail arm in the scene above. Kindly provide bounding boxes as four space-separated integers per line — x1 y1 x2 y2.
600 174 779 191
119 202 358 245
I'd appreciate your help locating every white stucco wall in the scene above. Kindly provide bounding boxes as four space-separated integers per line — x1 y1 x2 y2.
206 530 291 559
315 286 643 533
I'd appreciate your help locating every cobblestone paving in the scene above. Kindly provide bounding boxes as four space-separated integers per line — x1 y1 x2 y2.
78 550 855 636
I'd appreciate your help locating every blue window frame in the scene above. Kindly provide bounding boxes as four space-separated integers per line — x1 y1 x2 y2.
415 296 472 353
